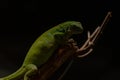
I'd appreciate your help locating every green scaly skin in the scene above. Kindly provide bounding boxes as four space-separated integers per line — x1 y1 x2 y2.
0 21 83 80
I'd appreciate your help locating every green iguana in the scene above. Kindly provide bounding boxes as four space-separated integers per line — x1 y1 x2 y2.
0 21 83 80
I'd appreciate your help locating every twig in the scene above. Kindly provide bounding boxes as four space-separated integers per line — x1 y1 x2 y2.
77 11 112 57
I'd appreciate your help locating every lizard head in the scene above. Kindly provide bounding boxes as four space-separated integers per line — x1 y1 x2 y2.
62 21 84 35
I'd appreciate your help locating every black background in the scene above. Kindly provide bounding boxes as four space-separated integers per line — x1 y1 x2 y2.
0 0 117 80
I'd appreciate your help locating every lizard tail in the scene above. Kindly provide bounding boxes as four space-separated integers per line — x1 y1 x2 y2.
0 66 27 80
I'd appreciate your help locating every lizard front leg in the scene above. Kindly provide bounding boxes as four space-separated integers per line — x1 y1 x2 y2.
24 64 38 80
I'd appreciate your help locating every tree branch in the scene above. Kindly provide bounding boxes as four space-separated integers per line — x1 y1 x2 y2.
30 11 112 80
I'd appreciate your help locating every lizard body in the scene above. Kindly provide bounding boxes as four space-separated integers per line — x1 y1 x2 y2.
0 21 83 80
